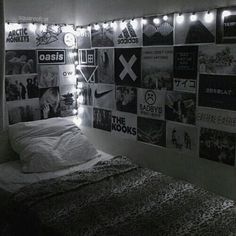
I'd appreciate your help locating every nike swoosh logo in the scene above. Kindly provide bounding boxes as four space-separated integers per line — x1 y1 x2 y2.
94 89 113 98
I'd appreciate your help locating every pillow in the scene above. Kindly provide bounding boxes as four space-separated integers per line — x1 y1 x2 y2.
9 118 99 173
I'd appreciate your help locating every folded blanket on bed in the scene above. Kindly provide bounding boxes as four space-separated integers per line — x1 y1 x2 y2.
2 156 236 236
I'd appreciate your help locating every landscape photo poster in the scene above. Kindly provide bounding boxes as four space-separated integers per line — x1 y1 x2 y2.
77 83 94 106
141 47 173 90
60 85 76 117
199 127 235 166
199 45 236 75
93 107 112 131
143 14 174 46
77 28 92 49
174 10 216 45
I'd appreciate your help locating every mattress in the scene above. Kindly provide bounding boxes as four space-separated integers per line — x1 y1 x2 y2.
0 150 113 193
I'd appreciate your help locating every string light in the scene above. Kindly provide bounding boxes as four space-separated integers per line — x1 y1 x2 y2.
73 117 82 127
120 20 126 30
153 17 160 25
110 21 117 30
29 23 36 31
222 10 231 18
142 18 147 25
103 22 109 28
163 15 168 21
131 19 138 29
78 95 84 103
87 25 91 31
73 109 78 115
40 24 47 31
190 13 197 22
176 14 184 24
74 60 78 65
94 24 100 30
204 11 214 23
78 107 85 114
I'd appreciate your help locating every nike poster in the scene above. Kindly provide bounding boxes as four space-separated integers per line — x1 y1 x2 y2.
93 84 115 110
111 111 137 140
114 18 142 47
216 7 236 44
96 48 114 84
93 107 112 131
116 86 137 114
91 23 114 48
175 10 216 45
174 46 198 80
137 117 166 147
143 14 174 46
137 88 165 120
166 121 197 156
77 28 92 49
115 48 141 87
78 105 93 127
198 74 236 111
141 47 173 90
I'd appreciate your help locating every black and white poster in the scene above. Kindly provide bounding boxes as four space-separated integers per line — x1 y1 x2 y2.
37 50 66 65
216 7 236 44
5 75 39 101
35 24 76 49
114 18 142 47
197 107 236 133
5 50 37 75
173 78 196 93
165 91 196 125
96 48 114 84
77 83 94 106
174 46 198 80
93 107 112 131
7 98 40 125
5 23 36 50
199 127 235 166
111 111 137 140
59 64 76 85
198 74 236 111
38 65 59 88
141 47 173 90
78 105 93 127
60 85 76 117
137 88 165 120
77 28 91 49
166 121 197 155
143 14 174 46
116 86 137 114
93 84 115 109
137 117 166 147
39 87 60 119
175 10 216 45
91 23 114 47
115 48 141 87
199 45 236 75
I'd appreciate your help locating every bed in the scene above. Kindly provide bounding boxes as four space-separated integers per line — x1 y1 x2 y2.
0 118 236 236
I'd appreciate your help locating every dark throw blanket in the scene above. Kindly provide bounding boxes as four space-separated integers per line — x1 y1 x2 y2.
2 156 236 236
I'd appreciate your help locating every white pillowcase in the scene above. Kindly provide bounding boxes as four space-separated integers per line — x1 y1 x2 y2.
8 118 99 173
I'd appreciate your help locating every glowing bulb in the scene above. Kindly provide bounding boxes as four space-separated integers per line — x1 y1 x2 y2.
163 15 168 21
94 24 100 30
87 25 91 31
73 52 78 57
222 10 231 18
103 22 109 28
111 21 117 30
73 117 82 127
29 23 36 31
69 52 74 58
76 65 81 70
131 19 138 29
74 61 78 65
176 14 184 24
153 18 160 25
77 83 83 89
40 24 47 31
190 14 197 22
78 95 84 103
65 24 74 32
204 12 214 23
120 21 126 30
73 109 78 115
5 23 11 31
78 107 85 114
10 23 20 30
142 18 147 25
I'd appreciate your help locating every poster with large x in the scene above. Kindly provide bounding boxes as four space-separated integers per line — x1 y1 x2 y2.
115 48 141 87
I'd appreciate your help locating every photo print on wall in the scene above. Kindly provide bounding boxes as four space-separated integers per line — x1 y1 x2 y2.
93 107 112 131
77 28 92 49
78 105 93 128
199 127 236 166
141 47 173 90
173 78 197 93
78 83 94 106
38 65 59 88
59 64 76 85
137 117 166 147
143 14 174 46
174 10 216 45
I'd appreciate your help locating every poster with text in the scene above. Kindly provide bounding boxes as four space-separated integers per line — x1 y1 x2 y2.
199 45 236 75
59 64 76 85
137 88 165 120
111 111 137 140
5 23 36 50
166 121 197 155
5 50 37 75
7 98 40 125
116 86 137 114
173 78 197 93
60 85 76 117
199 127 235 166
93 107 112 131
216 7 236 44
137 117 166 147
78 105 93 127
165 91 196 125
197 107 236 133
38 65 59 88
39 87 60 119
141 47 173 90
78 83 94 106
91 23 114 47
114 18 142 47
173 46 198 80
175 10 216 45
143 14 174 46
198 74 236 110
6 75 39 101
115 48 141 87
94 84 115 109
77 28 91 49
37 49 66 65
96 48 114 84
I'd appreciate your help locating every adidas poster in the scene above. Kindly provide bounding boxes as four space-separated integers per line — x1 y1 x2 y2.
93 107 112 131
143 14 174 46
114 18 142 47
115 48 141 87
